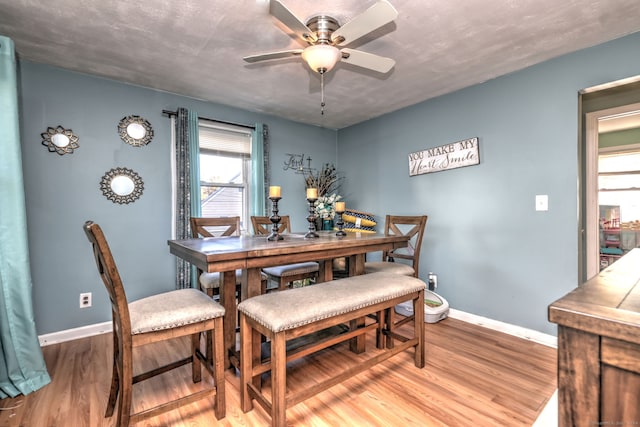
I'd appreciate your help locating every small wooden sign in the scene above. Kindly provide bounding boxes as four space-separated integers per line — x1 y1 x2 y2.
408 137 480 176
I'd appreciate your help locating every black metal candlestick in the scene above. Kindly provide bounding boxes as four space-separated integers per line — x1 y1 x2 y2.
304 197 319 238
335 210 347 237
267 196 284 241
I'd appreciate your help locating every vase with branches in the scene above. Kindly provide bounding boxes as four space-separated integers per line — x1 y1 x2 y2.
304 163 343 198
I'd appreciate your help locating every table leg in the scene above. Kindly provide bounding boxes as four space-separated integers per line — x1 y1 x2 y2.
220 270 236 369
317 260 333 283
352 253 365 275
351 253 366 353
243 267 263 300
241 267 264 373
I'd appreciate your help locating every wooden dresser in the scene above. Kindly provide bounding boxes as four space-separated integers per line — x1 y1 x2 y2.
549 248 640 426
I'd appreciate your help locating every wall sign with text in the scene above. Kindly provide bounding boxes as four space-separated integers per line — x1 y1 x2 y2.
408 137 480 176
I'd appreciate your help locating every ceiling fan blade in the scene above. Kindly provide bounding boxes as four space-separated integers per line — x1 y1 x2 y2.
331 0 398 46
340 48 395 74
243 49 303 63
270 0 318 44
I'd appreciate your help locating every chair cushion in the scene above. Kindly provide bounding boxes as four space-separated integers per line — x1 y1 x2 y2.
200 269 242 289
129 288 225 334
262 262 319 278
238 272 425 333
200 270 267 289
364 261 415 277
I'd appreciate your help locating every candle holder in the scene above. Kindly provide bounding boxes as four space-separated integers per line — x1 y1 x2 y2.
335 210 347 237
304 197 319 238
267 196 284 241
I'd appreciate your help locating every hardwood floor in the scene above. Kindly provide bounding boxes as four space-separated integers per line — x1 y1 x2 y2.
0 318 556 426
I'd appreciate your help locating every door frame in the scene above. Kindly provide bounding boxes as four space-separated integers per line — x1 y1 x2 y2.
584 102 640 279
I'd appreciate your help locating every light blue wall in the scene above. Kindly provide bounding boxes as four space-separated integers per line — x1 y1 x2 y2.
338 32 640 335
18 32 640 337
18 62 336 335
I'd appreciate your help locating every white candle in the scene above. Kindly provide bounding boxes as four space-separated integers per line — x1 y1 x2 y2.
306 188 318 199
269 186 281 198
335 201 346 213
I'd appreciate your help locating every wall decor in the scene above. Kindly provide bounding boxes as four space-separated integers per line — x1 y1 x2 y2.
283 153 314 174
408 137 480 176
41 126 79 155
100 167 144 204
118 115 153 146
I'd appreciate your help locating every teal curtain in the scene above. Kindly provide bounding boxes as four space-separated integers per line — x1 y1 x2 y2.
251 123 267 216
0 35 51 398
174 108 200 289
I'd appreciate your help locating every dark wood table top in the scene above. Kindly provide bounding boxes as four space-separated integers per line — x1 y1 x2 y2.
548 248 640 344
168 231 410 273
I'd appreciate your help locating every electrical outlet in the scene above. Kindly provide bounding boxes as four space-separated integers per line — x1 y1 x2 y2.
428 272 438 290
535 194 548 211
79 292 92 308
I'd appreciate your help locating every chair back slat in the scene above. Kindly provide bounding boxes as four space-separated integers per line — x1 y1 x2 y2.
190 216 241 238
83 221 132 338
189 217 242 294
251 215 292 235
382 215 428 277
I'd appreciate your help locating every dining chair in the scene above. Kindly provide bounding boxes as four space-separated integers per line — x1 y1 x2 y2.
364 215 428 342
190 216 244 298
191 216 269 296
364 215 428 278
251 215 320 291
83 221 226 426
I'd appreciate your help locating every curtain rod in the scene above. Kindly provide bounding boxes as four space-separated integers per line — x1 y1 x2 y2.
162 109 255 130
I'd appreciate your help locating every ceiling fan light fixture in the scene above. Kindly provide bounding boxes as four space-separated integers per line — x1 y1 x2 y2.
302 44 341 73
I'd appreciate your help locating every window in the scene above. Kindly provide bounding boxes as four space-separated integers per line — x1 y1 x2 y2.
198 120 253 232
598 150 640 222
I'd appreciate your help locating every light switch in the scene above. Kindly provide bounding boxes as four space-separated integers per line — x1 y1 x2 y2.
535 195 548 211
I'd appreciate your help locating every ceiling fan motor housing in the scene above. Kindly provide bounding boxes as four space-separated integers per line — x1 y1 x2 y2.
305 15 341 45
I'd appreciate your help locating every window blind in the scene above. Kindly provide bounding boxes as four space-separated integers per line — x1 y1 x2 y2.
199 120 251 155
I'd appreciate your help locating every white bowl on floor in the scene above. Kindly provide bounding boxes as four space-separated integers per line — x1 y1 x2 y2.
395 290 449 323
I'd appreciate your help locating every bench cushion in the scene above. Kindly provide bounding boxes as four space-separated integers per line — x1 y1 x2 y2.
237 272 425 333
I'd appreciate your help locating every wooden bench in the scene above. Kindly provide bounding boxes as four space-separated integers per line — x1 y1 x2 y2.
237 271 426 427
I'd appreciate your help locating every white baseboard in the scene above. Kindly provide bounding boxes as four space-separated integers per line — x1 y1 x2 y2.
448 308 557 348
38 321 112 346
39 309 558 350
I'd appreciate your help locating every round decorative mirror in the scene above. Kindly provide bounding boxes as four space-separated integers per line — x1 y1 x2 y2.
100 167 144 204
118 115 153 147
41 126 79 155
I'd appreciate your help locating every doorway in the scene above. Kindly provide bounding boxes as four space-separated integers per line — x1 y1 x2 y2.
582 89 640 279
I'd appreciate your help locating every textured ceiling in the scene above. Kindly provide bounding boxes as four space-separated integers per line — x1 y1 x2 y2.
1 0 640 129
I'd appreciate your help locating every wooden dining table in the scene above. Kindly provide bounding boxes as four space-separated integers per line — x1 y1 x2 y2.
168 230 410 367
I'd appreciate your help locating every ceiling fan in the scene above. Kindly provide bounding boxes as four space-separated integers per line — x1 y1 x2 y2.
244 0 398 75
243 0 398 115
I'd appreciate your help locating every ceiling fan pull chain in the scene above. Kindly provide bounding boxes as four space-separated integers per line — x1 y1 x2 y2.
321 72 326 115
